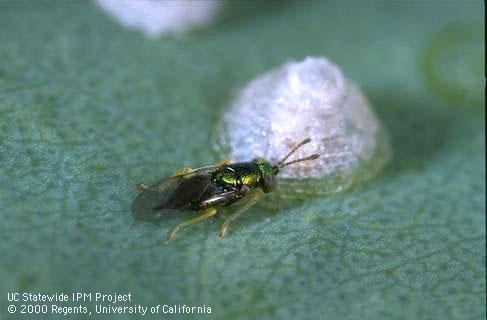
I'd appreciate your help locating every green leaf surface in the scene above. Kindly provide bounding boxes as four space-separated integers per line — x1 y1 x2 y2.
0 1 485 320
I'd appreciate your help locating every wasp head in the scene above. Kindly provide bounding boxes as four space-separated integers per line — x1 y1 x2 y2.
252 157 277 193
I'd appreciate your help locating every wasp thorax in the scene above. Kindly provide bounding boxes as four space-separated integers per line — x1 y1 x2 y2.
215 57 391 196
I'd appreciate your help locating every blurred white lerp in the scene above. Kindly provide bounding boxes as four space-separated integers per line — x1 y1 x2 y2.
96 0 221 37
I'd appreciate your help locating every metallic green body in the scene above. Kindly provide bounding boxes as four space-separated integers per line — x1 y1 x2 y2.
208 158 277 208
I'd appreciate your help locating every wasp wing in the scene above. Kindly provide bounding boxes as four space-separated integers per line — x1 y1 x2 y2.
131 166 222 221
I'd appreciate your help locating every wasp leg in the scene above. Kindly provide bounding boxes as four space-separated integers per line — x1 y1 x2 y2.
215 158 232 166
135 183 149 190
257 197 280 212
165 207 218 242
136 167 195 194
219 188 264 238
171 167 194 177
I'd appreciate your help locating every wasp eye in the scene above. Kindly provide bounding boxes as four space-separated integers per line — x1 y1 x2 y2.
262 175 276 193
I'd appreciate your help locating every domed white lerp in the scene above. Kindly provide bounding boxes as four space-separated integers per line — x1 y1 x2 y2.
216 57 391 195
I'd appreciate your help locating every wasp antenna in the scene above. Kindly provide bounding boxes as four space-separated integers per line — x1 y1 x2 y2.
277 138 312 167
280 154 320 168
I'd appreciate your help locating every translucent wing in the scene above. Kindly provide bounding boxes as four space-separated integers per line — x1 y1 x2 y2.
131 166 222 221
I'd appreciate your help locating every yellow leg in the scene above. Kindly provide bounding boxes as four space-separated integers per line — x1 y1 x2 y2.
215 158 232 166
219 189 264 238
171 167 194 177
257 197 280 211
135 183 149 190
166 207 218 242
135 167 194 193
